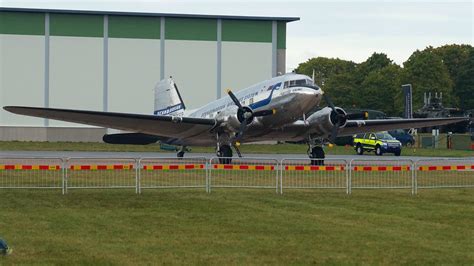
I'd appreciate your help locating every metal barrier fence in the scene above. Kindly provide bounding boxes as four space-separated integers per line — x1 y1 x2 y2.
208 157 279 192
415 159 474 192
0 156 472 195
349 159 414 194
280 158 348 194
65 158 137 192
0 157 64 191
138 157 208 193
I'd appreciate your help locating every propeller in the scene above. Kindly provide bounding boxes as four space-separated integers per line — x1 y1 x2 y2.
227 89 276 143
323 94 347 143
323 95 368 143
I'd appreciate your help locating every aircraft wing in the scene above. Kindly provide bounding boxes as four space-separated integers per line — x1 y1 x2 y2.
338 117 469 136
3 106 216 140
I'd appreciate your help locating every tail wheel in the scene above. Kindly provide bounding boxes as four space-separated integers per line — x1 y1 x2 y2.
375 145 383 156
356 143 363 155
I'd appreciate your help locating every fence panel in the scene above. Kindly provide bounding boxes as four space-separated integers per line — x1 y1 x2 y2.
349 159 414 194
415 159 474 191
65 158 137 192
281 158 348 193
209 157 279 192
0 157 64 190
138 157 208 192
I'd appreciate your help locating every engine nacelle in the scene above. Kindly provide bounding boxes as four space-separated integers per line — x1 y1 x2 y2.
215 108 241 132
305 107 348 137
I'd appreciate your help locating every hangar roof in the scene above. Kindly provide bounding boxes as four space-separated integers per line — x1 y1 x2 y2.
0 7 300 22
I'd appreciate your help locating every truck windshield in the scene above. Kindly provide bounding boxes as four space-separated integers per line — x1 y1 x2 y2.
376 132 395 140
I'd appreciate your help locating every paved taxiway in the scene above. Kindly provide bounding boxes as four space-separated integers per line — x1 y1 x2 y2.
1 151 472 161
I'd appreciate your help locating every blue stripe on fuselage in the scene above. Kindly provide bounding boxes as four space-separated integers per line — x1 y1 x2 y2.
249 82 281 109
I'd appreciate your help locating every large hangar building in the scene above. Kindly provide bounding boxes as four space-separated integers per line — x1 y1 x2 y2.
0 8 298 141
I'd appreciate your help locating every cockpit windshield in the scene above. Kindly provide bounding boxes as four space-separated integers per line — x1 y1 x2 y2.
285 79 317 88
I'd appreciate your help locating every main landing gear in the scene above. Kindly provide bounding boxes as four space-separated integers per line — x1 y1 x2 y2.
217 144 233 164
177 146 186 158
216 133 235 164
307 136 325 165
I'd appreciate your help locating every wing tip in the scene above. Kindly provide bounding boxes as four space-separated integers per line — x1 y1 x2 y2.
3 106 27 114
3 106 15 112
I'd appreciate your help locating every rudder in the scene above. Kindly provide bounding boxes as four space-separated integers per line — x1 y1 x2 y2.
154 78 185 116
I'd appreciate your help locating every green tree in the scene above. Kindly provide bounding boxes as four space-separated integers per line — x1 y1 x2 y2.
455 49 474 110
294 57 356 88
433 44 474 108
323 73 358 107
433 44 472 82
402 47 453 110
355 52 393 84
359 64 403 116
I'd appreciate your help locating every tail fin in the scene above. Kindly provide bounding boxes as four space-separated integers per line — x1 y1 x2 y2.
154 78 186 116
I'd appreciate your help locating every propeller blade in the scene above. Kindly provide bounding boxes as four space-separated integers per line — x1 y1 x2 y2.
323 94 336 112
253 109 276 117
233 142 243 158
330 122 339 143
235 118 248 142
226 89 243 109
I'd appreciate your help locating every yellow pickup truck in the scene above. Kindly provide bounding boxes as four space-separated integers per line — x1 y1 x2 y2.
353 132 402 156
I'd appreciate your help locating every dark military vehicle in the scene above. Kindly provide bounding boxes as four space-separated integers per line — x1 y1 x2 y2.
413 92 469 133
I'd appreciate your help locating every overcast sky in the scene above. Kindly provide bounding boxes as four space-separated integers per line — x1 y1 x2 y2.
2 0 473 71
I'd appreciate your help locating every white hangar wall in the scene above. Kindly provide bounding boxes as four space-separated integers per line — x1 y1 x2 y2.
0 9 294 141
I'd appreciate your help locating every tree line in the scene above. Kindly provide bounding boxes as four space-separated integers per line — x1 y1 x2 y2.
295 44 474 117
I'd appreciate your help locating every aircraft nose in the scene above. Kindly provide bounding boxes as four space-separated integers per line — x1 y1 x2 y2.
308 86 322 97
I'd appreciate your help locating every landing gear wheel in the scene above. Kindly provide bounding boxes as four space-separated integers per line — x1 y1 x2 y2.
309 146 325 166
218 145 233 164
177 151 185 158
395 150 401 156
375 145 383 156
356 144 363 155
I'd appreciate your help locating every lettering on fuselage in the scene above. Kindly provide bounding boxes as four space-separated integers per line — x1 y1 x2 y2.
200 91 260 118
154 103 184 115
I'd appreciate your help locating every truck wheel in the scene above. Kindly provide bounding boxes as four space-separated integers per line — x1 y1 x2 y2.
375 145 383 156
356 143 363 155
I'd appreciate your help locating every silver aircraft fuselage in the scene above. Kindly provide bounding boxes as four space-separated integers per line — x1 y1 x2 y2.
170 73 323 145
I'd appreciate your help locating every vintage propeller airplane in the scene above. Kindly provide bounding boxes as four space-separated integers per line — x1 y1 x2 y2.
4 73 468 163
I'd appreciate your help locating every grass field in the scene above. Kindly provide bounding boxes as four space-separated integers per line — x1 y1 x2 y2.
1 141 473 157
0 189 473 264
